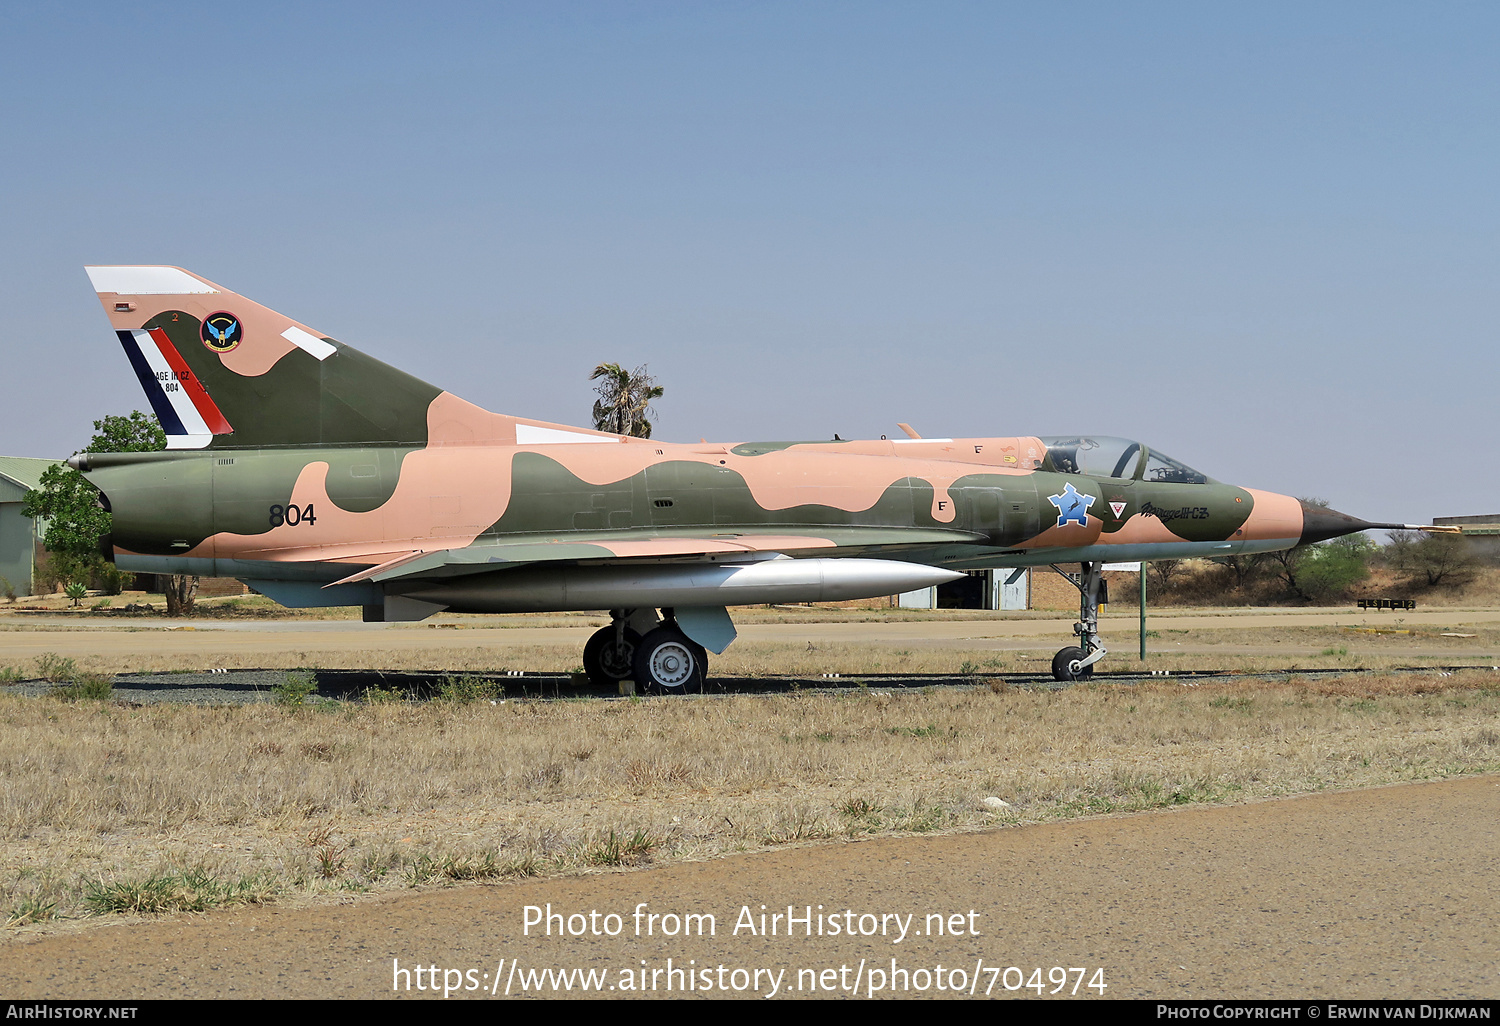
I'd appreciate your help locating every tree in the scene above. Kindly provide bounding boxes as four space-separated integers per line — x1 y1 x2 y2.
87 410 166 454
1262 497 1374 603
22 462 111 589
1385 530 1480 589
1272 537 1374 603
590 363 663 438
21 412 200 613
1297 533 1374 601
1212 552 1270 590
1149 558 1184 589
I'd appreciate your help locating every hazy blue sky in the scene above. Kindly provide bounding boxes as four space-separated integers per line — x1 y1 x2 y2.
1 2 1495 523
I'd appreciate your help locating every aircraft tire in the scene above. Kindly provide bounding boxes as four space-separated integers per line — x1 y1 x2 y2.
633 626 707 693
1051 646 1092 682
582 625 642 687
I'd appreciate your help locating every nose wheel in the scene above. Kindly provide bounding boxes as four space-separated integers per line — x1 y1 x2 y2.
1051 646 1093 681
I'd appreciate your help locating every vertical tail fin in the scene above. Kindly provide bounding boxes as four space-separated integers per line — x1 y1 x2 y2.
85 266 443 450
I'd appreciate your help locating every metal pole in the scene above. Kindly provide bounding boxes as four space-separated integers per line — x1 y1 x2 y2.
1139 563 1147 661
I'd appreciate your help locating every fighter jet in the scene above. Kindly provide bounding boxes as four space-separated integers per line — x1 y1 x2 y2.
73 266 1425 688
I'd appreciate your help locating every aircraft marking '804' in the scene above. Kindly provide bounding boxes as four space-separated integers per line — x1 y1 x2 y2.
74 266 1424 688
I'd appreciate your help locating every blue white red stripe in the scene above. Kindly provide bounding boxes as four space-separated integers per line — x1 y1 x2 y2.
114 329 232 449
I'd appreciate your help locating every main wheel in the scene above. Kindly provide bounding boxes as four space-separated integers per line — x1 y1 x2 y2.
582 625 642 686
1051 646 1093 682
632 626 707 692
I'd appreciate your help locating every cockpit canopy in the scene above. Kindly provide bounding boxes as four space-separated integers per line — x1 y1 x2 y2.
1039 436 1210 484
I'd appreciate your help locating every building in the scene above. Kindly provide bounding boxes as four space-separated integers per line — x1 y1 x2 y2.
897 568 1032 610
1432 515 1500 564
898 563 1148 612
0 456 62 598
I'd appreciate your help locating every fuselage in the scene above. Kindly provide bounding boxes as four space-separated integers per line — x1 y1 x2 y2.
84 432 1306 611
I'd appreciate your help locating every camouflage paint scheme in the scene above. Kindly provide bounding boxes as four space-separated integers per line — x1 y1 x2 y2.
76 266 1399 680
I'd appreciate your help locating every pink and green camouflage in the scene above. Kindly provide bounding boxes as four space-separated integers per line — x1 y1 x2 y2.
74 266 1433 688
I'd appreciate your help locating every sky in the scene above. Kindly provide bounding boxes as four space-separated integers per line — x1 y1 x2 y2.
1 1 1495 524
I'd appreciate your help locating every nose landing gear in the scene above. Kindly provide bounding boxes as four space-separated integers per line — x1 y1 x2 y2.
1050 561 1107 682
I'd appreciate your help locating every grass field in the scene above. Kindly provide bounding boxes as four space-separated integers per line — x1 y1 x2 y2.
3 602 1500 678
2 669 1497 928
4 596 1498 929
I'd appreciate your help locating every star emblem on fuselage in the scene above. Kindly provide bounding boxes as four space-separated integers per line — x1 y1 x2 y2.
1047 482 1096 528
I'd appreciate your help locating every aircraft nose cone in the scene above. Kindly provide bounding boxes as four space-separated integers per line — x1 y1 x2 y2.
1297 501 1394 546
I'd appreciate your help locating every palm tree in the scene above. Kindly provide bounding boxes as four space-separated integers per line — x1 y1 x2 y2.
590 363 663 438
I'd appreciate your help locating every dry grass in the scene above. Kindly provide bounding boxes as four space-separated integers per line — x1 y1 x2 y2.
1144 562 1500 609
2 623 1495 680
0 638 1034 678
1410 568 1500 607
2 670 1498 926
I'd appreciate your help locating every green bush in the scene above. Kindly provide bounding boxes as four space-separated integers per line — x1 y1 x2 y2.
84 869 274 915
1299 535 1374 601
35 653 77 682
271 671 319 706
362 684 410 704
1272 533 1374 602
434 674 506 703
6 896 58 927
53 673 114 701
95 563 128 596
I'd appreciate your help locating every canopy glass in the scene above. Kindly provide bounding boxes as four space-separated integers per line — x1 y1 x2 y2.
1038 436 1210 484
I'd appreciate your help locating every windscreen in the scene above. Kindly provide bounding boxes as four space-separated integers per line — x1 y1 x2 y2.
1141 448 1209 484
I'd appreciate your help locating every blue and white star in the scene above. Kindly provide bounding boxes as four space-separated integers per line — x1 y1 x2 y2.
1047 482 1096 527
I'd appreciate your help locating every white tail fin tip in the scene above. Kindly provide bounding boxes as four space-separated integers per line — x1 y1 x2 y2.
85 266 218 295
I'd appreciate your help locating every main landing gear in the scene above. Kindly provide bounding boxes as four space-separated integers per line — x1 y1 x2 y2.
633 623 707 692
1050 561 1108 682
581 618 641 687
581 608 708 693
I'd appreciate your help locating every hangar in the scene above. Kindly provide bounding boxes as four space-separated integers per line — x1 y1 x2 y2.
0 457 60 598
1432 515 1500 564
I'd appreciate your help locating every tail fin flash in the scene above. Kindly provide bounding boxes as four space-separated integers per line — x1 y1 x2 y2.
86 266 442 450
